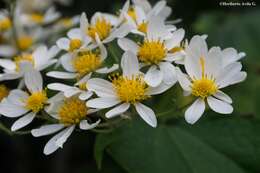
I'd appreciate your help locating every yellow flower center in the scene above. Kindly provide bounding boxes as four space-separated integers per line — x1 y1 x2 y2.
127 8 137 21
14 54 34 71
59 18 73 27
0 84 9 102
72 51 102 76
30 13 44 23
87 17 112 41
111 74 149 103
137 22 148 33
17 36 33 50
58 97 88 126
0 18 11 31
69 39 82 52
138 40 166 64
25 91 48 113
191 57 218 99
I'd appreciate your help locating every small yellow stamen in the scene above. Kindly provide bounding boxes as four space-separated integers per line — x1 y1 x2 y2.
110 74 149 103
14 54 34 71
30 13 44 23
0 18 11 31
87 17 111 41
69 39 82 52
0 84 9 102
17 36 33 50
191 77 218 99
138 40 166 64
137 22 148 33
25 91 48 113
72 51 102 76
58 97 88 126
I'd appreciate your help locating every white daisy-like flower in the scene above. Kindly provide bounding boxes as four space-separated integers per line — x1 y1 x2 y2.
79 12 133 44
31 93 100 155
0 45 59 82
118 16 185 87
47 35 118 80
20 7 61 26
0 67 48 131
176 35 247 124
120 0 173 35
86 51 174 128
47 74 93 100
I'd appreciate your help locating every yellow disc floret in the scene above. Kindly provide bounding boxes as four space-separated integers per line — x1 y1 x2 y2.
138 40 166 65
0 18 11 32
58 97 88 126
191 77 218 99
69 39 82 52
137 22 148 33
30 13 44 23
25 91 48 113
87 17 111 41
14 54 34 71
111 74 149 103
0 84 9 102
72 51 102 76
17 36 33 50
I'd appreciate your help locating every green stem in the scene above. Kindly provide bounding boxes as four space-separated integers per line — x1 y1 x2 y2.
0 122 31 136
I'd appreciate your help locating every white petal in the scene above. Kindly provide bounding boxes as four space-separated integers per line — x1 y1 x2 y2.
47 83 72 92
87 78 116 97
146 82 172 95
207 96 233 114
79 119 101 130
11 112 35 131
87 98 120 109
175 67 191 91
95 64 119 74
7 89 28 106
33 46 49 68
47 71 77 79
228 72 247 86
159 62 177 85
104 23 133 43
165 28 185 49
55 125 75 148
24 69 43 93
0 45 16 57
148 0 166 17
135 103 157 128
79 91 93 100
0 73 21 82
0 99 28 117
213 91 232 104
117 38 138 54
185 98 205 124
60 53 75 72
0 59 16 70
121 51 139 77
105 103 130 118
56 38 70 50
205 47 222 77
31 124 64 137
67 28 81 39
144 66 163 87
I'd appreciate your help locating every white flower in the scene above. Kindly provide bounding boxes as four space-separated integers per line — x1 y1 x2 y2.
79 12 133 45
47 36 118 80
47 74 93 100
176 35 247 124
86 51 173 128
118 16 184 87
0 45 59 82
31 93 100 155
0 68 48 131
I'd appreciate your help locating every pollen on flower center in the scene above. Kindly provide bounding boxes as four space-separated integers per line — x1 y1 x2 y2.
69 39 82 52
137 22 148 33
138 40 166 64
191 77 218 99
72 51 102 76
14 54 35 71
87 17 111 41
17 36 33 50
0 84 9 102
58 97 88 126
110 74 149 103
25 91 48 113
30 13 44 23
0 18 11 31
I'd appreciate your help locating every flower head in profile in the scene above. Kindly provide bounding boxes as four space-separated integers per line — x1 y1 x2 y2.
118 16 185 87
176 36 247 124
86 51 173 128
31 93 100 155
0 67 48 131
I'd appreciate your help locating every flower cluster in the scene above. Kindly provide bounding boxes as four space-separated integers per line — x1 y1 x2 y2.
0 0 247 155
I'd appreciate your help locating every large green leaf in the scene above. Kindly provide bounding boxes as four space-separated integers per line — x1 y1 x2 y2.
96 117 260 173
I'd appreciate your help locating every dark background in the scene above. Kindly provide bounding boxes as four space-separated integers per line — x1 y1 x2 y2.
0 0 259 173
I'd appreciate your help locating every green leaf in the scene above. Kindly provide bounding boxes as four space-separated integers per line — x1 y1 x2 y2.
96 117 260 173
